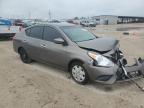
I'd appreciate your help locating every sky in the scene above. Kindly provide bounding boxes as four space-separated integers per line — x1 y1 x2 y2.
0 0 144 19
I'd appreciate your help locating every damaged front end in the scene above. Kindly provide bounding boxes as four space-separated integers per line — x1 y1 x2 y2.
103 47 144 83
77 37 144 86
85 46 144 85
116 58 144 82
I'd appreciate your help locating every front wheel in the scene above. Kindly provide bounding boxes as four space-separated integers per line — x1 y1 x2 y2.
70 62 89 85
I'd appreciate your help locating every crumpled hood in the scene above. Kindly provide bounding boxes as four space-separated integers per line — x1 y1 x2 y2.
77 37 119 52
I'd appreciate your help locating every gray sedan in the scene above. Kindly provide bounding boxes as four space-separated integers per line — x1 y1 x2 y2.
13 23 144 85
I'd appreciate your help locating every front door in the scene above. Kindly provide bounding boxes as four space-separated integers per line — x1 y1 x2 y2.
41 26 68 67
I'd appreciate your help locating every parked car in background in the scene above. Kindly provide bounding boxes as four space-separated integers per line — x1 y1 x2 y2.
0 18 12 26
13 23 144 85
0 18 16 38
67 19 80 25
22 20 36 28
80 20 96 27
49 20 60 23
13 19 25 27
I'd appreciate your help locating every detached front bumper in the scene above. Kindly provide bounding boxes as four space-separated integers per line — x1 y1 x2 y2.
84 58 144 84
117 59 144 82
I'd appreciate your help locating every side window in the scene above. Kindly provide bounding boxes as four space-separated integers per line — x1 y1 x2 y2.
43 26 62 42
29 26 43 39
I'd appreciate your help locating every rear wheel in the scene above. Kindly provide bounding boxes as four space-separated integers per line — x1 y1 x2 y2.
19 48 32 64
70 62 89 84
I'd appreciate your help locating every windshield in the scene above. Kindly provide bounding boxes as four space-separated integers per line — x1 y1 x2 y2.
61 26 96 42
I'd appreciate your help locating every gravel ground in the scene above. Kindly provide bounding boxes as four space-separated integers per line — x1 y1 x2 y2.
0 23 144 108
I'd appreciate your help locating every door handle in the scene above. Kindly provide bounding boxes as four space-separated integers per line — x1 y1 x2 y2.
23 40 27 43
40 44 46 48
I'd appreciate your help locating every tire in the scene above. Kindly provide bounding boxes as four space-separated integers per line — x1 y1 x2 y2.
70 62 89 85
19 48 32 64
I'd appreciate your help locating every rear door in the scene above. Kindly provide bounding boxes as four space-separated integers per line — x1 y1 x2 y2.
41 26 67 67
24 26 44 60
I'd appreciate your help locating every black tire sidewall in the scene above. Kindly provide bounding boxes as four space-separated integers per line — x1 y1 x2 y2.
19 48 31 64
70 62 89 85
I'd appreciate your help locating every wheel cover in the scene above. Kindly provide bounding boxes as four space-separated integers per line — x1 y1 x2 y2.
72 65 86 82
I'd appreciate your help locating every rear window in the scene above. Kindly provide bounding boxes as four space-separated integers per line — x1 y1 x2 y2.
25 26 43 39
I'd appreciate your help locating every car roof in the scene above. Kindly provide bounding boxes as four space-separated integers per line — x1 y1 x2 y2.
48 22 76 27
35 22 77 27
25 22 80 30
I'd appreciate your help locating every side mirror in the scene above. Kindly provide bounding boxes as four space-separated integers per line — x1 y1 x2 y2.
53 38 65 44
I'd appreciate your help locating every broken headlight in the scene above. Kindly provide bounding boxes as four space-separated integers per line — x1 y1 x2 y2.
88 52 114 67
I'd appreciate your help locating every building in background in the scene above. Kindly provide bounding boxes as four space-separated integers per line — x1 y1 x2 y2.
118 16 144 24
92 15 144 25
92 15 118 25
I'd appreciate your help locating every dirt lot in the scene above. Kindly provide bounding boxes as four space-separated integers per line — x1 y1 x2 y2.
0 23 144 108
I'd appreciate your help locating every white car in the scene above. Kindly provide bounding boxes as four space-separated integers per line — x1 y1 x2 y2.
80 20 96 27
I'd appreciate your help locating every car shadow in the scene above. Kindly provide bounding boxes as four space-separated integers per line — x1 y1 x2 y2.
21 59 143 92
89 81 132 92
89 78 144 92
